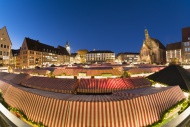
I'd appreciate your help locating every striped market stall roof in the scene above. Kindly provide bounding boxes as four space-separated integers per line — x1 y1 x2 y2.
21 77 78 94
3 73 17 81
1 72 31 84
127 68 153 74
127 67 165 75
0 80 10 94
0 72 9 79
13 69 32 74
13 69 51 75
53 68 123 76
0 81 185 127
10 73 31 84
77 77 151 93
53 69 74 76
31 69 51 75
77 78 126 93
123 77 152 88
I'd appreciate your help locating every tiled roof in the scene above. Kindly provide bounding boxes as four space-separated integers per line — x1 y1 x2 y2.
11 49 20 56
150 38 166 49
88 50 114 53
166 42 181 50
25 37 69 55
70 53 77 57
117 52 140 56
57 45 70 55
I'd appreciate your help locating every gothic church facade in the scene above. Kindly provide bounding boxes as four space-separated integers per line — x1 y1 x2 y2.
140 29 166 64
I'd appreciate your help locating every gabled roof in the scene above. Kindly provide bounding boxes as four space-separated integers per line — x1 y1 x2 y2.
88 50 114 53
71 53 77 57
166 42 181 50
117 52 139 56
147 65 190 91
0 26 12 45
57 45 70 55
24 37 69 55
11 49 20 56
150 38 166 49
25 37 54 51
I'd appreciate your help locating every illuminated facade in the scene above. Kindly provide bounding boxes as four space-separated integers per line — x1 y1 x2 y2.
140 29 166 64
0 26 12 66
77 49 88 63
19 38 70 68
86 50 115 63
182 27 190 63
166 42 182 63
117 52 139 63
9 49 20 68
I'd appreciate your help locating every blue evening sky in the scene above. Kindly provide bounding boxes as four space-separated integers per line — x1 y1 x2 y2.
0 0 190 54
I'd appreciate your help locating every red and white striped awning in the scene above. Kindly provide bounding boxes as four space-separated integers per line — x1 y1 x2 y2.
0 80 185 127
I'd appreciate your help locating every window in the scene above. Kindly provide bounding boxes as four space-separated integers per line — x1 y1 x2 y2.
185 48 188 52
0 51 2 55
1 44 3 48
188 37 190 41
184 42 190 46
4 45 6 48
7 46 9 49
7 52 9 56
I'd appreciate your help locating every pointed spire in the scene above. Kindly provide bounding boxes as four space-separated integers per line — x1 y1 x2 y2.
65 40 69 46
65 41 70 55
145 29 149 39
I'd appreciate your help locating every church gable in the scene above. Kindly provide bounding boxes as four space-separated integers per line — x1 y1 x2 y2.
140 29 166 64
0 26 12 46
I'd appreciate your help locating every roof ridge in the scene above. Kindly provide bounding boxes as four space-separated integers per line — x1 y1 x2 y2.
176 65 190 90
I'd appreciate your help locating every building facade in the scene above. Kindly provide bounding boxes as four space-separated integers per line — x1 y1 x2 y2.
116 52 139 64
86 50 115 63
182 27 190 42
166 42 182 64
182 27 190 63
19 37 70 68
77 49 88 63
0 26 12 66
140 29 166 64
9 49 20 68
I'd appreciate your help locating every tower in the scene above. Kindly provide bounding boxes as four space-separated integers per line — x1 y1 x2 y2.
65 41 70 55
